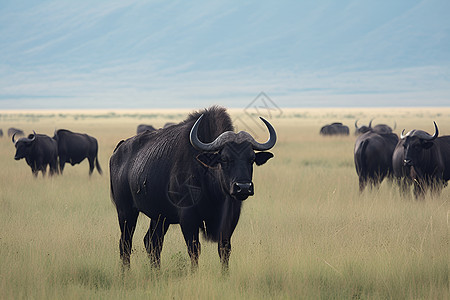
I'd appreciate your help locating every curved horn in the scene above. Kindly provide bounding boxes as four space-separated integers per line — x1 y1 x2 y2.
424 121 439 141
190 114 223 151
354 120 359 129
368 119 373 128
400 129 406 139
248 117 277 151
30 130 37 142
12 132 17 144
190 115 277 152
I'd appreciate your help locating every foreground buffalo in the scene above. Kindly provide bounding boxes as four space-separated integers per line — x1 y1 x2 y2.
397 122 450 198
320 122 349 136
355 120 396 135
354 131 398 191
53 129 102 175
110 106 276 272
13 132 58 177
136 124 156 134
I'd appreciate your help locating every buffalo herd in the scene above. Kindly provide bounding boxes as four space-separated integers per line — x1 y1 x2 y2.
5 107 448 273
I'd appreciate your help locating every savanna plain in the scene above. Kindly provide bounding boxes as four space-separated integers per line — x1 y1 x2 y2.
0 107 449 299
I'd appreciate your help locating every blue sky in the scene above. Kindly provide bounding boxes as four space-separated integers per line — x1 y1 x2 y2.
1 0 449 109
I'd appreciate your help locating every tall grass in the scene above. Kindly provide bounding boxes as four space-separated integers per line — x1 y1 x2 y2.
0 108 449 299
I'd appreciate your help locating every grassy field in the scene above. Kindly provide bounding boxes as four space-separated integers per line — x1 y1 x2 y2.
0 107 449 299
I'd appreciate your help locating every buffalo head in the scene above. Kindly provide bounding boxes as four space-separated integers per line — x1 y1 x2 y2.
400 122 438 167
190 115 276 201
354 119 373 135
13 131 36 160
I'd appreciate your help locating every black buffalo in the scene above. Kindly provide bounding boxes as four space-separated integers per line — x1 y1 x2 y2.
320 122 349 136
13 131 59 177
397 122 450 198
53 129 102 175
0 129 3 137
354 119 396 135
392 138 413 197
354 131 399 191
8 127 25 138
136 124 157 134
110 106 276 272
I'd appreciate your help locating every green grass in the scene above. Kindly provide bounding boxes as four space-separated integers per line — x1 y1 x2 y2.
0 108 449 299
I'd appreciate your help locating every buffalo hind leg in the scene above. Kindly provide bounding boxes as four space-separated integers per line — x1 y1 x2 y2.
88 158 95 176
118 209 139 269
181 222 201 272
144 216 170 268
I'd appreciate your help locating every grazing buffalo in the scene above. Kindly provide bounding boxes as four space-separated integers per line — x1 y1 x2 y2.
354 120 396 135
320 122 349 136
53 129 102 175
136 124 157 134
398 122 450 198
13 131 59 177
8 127 25 138
110 106 276 272
354 131 399 191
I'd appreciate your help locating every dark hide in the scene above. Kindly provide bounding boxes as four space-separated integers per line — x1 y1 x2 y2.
320 122 349 136
53 129 102 175
110 106 275 272
136 124 157 134
401 134 450 198
14 133 58 177
392 139 413 197
354 131 398 191
355 120 395 135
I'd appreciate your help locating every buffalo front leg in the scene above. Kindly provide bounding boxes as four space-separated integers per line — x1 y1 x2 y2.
181 222 201 272
218 239 231 274
118 209 139 269
144 216 169 268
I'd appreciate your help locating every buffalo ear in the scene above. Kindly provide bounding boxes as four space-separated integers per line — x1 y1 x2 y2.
255 151 273 166
196 152 220 168
422 141 434 149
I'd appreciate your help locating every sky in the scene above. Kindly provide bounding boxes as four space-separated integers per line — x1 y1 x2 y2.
0 0 449 109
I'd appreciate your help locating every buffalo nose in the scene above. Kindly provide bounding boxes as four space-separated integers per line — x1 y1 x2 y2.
232 182 254 196
403 159 412 166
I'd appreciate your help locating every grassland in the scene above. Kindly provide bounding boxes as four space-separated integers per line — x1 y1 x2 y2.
0 107 449 299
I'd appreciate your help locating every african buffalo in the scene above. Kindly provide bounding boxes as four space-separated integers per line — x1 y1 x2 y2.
110 106 276 272
136 124 157 134
355 119 396 135
8 127 24 138
398 122 450 198
320 122 349 136
354 131 399 191
53 129 102 175
13 131 58 177
0 129 3 137
392 138 413 197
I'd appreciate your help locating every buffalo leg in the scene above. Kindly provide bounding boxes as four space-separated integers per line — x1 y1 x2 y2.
59 158 65 174
144 216 169 268
180 222 201 271
218 239 231 274
88 158 95 175
118 209 139 268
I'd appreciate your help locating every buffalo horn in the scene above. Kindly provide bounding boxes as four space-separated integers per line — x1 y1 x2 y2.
368 119 373 128
400 122 438 140
12 133 17 144
354 120 359 129
190 115 277 152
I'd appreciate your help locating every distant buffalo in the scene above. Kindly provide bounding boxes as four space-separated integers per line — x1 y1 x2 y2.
354 120 396 135
354 131 399 191
320 122 349 136
137 124 157 134
53 129 102 175
0 129 3 137
395 122 450 198
8 127 24 138
13 131 59 177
